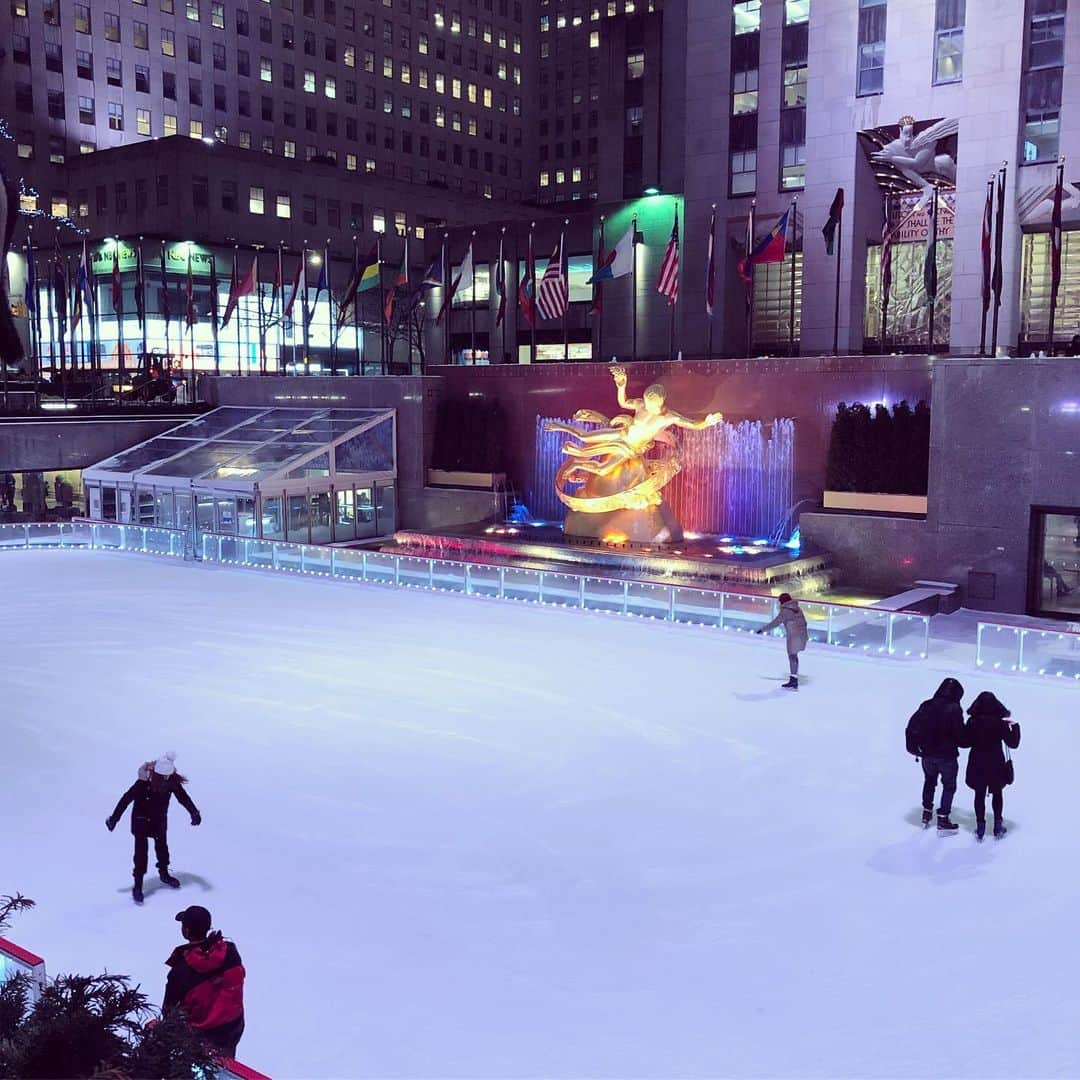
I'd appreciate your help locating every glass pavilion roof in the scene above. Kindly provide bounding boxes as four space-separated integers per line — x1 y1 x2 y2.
83 406 395 488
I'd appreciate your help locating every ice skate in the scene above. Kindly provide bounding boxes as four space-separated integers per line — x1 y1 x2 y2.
936 813 959 835
159 869 181 888
975 821 986 841
921 808 933 829
993 821 1008 840
132 878 144 904
782 676 798 691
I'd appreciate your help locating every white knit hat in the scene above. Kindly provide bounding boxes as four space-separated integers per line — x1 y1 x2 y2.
153 751 177 777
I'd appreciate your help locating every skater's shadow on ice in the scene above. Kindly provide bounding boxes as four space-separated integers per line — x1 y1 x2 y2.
867 824 996 885
731 690 784 703
115 873 214 899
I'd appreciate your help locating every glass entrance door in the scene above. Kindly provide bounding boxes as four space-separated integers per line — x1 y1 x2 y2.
1030 508 1080 619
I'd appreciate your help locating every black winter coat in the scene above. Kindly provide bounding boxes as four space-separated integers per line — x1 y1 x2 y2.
909 678 969 758
110 775 199 837
965 695 1021 791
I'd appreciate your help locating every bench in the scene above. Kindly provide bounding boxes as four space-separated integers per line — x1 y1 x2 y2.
870 587 944 614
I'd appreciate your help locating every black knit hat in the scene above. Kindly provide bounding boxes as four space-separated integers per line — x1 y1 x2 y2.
967 691 1011 718
175 905 212 937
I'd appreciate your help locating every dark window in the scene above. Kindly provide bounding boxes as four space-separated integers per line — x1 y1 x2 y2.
163 71 177 99
135 64 150 92
236 6 249 33
187 36 201 63
192 175 209 208
302 195 317 225
156 174 169 206
221 179 238 211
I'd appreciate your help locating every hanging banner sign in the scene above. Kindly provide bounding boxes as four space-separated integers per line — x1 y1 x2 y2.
91 241 214 277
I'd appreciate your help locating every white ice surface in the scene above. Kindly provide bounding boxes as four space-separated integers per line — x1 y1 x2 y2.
3 550 1078 1079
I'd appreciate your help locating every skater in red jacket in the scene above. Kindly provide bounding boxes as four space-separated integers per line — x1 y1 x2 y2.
165 904 246 1057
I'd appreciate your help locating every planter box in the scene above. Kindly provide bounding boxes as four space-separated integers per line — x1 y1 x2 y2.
823 491 928 515
427 470 506 490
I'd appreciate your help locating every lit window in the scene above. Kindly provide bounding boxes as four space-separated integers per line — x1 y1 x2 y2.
346 152 358 170
164 113 177 135
161 29 175 55
249 185 265 214
211 1 225 27
261 57 273 81
401 62 411 83
304 69 316 92
733 69 759 114
186 0 200 20
136 108 151 135
555 169 565 184
733 0 760 34
589 29 599 47
345 44 355 66
730 149 756 195
20 193 38 213
626 51 644 79
51 195 69 219
932 0 965 85
365 157 376 172
189 118 203 138
284 139 296 158
539 170 550 186
384 56 394 77
416 225 426 240
856 0 886 96
785 0 809 23
109 102 124 130
326 76 336 97
276 193 291 218
372 209 386 232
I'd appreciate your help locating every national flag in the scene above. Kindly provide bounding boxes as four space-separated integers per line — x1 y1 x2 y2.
494 232 507 327
980 180 993 316
134 244 146 327
159 244 171 329
111 246 123 316
588 227 634 283
741 209 790 282
71 259 83 334
311 258 329 314
923 188 938 302
1050 161 1064 322
422 252 444 288
221 253 257 329
705 206 717 317
184 251 197 328
51 243 67 333
272 247 283 317
337 244 380 328
209 254 221 339
283 252 304 319
385 236 409 323
536 234 568 320
78 239 95 315
23 236 37 318
518 230 536 328
657 209 680 306
437 242 473 323
881 204 893 334
591 247 613 316
991 166 1006 309
737 202 756 287
822 188 844 256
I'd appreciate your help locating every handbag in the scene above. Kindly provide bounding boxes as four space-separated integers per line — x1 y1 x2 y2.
1003 742 1015 787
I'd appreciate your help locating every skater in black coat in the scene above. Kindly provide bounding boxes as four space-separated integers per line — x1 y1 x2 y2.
106 752 202 904
964 692 1021 841
906 677 969 833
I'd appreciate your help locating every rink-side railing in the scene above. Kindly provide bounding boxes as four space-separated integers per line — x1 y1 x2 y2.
0 520 930 659
976 619 1080 681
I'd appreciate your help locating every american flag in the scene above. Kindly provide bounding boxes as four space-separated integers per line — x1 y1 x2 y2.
536 233 568 320
657 209 679 305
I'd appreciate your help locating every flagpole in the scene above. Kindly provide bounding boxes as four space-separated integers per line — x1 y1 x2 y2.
990 161 1007 357
833 201 843 356
631 214 639 362
443 232 451 366
788 197 798 357
277 244 286 374
669 203 678 361
25 229 37 381
745 199 755 357
323 241 333 377
301 244 311 374
470 229 477 364
232 246 241 376
254 247 266 376
706 205 715 360
880 195 890 354
500 226 507 364
160 242 170 382
114 238 125 390
1048 155 1065 352
596 214 605 363
529 222 537 365
979 176 993 356
46 247 57 381
210 252 221 376
928 188 937 351
378 235 388 374
348 235 359 375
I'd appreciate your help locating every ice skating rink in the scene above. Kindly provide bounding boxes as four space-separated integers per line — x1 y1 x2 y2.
4 550 1078 1078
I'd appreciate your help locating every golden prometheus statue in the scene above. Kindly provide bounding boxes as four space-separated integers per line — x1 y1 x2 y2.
544 365 722 544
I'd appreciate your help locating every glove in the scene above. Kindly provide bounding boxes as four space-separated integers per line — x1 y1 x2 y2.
190 812 202 826
105 817 117 832
754 629 764 635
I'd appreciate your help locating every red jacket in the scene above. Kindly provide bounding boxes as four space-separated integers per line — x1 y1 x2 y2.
164 931 245 1050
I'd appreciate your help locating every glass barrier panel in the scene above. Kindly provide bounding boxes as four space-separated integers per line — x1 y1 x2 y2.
217 536 242 562
722 592 774 633
798 601 833 645
432 559 468 593
975 623 1022 673
243 540 277 569
93 523 124 549
302 545 332 574
467 564 502 598
332 549 367 580
362 551 398 584
829 605 890 653
582 576 625 614
671 587 723 627
61 522 94 547
1018 627 1080 680
273 543 304 573
26 523 64 547
502 567 542 602
0 525 29 549
626 581 670 620
538 572 581 607
888 612 930 658
397 556 433 587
